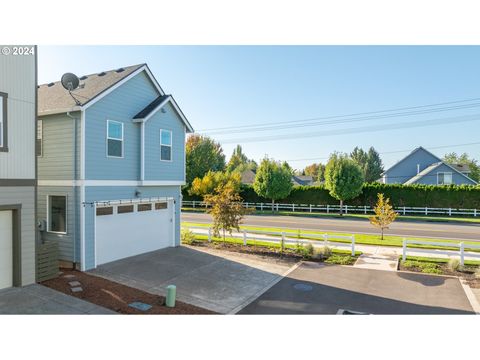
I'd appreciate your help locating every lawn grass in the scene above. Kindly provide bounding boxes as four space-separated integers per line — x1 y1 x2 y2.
401 255 480 266
182 207 480 224
182 221 480 252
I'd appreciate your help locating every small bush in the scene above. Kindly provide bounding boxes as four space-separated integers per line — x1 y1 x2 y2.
294 242 304 255
402 259 443 274
447 258 460 272
304 243 314 257
313 246 332 260
181 229 196 245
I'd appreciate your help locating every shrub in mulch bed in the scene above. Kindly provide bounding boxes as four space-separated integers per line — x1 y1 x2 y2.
42 269 216 315
399 260 480 288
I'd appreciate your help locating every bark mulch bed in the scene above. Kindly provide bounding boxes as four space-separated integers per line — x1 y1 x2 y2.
42 269 216 315
399 262 480 288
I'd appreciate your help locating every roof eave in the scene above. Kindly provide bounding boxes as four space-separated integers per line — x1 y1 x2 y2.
38 106 83 117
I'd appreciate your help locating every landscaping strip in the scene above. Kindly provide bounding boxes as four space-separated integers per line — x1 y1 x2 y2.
42 270 216 315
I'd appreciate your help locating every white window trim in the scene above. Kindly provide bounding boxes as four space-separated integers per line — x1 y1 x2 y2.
437 172 453 185
106 120 124 158
160 129 173 162
47 195 68 235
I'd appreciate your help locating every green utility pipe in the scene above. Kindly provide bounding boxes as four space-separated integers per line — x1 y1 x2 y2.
166 285 176 307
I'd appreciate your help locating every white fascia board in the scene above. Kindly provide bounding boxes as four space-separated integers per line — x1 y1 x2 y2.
39 180 185 186
143 65 166 96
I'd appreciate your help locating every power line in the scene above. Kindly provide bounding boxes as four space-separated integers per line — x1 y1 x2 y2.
201 102 480 136
197 96 480 133
286 141 480 162
217 113 480 144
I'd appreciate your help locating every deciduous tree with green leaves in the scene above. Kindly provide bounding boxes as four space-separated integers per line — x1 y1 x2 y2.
253 158 293 211
369 193 398 240
304 163 326 183
324 153 364 215
443 152 480 182
226 145 257 173
204 183 249 242
185 134 225 186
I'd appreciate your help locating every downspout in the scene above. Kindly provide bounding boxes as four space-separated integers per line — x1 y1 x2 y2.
66 111 78 269
140 121 145 181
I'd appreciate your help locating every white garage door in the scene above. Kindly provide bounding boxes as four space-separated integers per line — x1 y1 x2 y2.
95 199 174 266
0 210 13 289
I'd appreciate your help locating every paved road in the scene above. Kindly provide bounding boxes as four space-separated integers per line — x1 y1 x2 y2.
181 212 480 241
239 262 474 314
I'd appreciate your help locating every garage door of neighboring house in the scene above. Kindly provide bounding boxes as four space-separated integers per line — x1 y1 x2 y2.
95 199 174 266
0 210 13 289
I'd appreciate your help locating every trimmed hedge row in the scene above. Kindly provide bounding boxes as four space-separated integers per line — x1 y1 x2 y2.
183 183 480 209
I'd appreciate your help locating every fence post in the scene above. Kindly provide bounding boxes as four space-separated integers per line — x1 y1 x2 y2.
425 207 428 215
448 208 452 216
345 205 348 214
323 233 328 246
403 206 406 216
281 232 285 253
292 203 295 212
276 204 279 212
208 228 212 243
260 203 263 211
402 238 407 261
460 242 464 266
475 209 477 217
364 205 367 214
309 204 312 213
327 204 330 213
351 235 355 256
243 230 247 246
192 200 195 208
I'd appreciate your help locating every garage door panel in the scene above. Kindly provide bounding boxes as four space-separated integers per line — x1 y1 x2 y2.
95 201 173 266
0 211 13 289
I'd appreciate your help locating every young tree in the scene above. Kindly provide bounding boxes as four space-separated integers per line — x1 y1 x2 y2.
204 183 249 242
186 134 225 186
350 147 368 174
253 158 293 211
324 153 364 215
369 193 398 240
189 171 241 198
443 152 480 182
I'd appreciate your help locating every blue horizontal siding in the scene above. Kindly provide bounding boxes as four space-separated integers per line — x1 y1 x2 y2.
413 163 477 185
83 185 181 270
385 148 440 184
85 71 159 180
145 102 186 181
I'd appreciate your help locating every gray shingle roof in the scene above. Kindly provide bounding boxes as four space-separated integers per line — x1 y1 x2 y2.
450 163 471 173
38 64 145 115
133 95 170 119
403 162 442 185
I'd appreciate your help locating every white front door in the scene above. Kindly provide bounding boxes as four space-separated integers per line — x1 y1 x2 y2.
95 199 174 266
0 210 13 289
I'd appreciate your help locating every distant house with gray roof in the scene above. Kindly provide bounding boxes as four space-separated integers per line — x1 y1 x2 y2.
240 169 315 186
381 147 477 186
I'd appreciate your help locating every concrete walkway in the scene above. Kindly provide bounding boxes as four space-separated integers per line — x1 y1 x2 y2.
0 284 114 314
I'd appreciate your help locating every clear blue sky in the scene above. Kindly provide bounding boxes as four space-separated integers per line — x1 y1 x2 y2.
38 46 480 171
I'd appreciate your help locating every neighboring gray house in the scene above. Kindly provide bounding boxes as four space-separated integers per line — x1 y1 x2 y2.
240 169 315 186
0 47 37 289
381 147 477 186
38 64 193 271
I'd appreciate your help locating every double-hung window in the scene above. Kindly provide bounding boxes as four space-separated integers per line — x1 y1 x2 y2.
160 129 172 161
48 195 67 234
107 120 124 158
0 92 7 152
437 172 453 185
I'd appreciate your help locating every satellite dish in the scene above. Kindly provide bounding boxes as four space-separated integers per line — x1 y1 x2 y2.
61 73 80 91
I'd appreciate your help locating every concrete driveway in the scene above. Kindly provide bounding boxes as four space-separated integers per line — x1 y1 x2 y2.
90 246 297 314
0 284 114 314
239 262 475 314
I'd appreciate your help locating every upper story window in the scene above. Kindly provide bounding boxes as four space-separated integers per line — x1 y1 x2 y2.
0 92 8 152
437 172 453 185
107 120 124 158
36 119 43 157
160 129 172 161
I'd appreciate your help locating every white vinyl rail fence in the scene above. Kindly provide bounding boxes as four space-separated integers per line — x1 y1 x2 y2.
402 238 480 265
182 225 356 256
182 200 479 217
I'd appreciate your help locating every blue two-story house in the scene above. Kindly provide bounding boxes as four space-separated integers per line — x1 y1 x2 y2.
381 146 477 186
37 64 193 271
